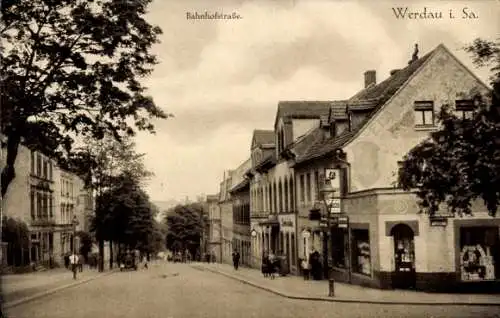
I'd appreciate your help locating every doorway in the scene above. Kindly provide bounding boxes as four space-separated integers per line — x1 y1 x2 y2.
391 223 416 289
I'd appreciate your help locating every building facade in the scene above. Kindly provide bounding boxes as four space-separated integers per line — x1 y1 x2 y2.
206 194 221 262
1 142 91 268
214 43 498 292
291 44 497 292
229 158 252 267
219 170 234 264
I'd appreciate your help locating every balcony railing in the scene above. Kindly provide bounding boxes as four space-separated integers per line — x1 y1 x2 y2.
251 211 269 218
31 217 56 226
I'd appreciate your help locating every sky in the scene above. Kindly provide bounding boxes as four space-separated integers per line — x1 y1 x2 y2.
135 0 499 202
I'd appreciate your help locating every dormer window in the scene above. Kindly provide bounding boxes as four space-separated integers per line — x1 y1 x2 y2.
330 121 337 137
414 101 434 127
347 111 353 131
277 129 285 155
455 100 474 120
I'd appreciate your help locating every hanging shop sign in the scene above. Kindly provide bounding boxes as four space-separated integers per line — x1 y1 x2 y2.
279 215 295 228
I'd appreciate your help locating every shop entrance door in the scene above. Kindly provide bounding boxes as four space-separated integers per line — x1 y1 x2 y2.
391 224 416 289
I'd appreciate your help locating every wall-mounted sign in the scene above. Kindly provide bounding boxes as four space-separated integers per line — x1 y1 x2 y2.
325 168 340 191
278 215 295 228
329 199 341 214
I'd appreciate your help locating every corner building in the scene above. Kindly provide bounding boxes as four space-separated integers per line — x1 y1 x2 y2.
291 44 498 292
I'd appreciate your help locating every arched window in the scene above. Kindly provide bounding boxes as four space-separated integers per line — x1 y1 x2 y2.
284 176 289 212
278 179 283 213
273 181 277 213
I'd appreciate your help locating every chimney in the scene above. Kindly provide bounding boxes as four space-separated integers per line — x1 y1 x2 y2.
408 43 419 64
364 70 376 88
390 69 400 76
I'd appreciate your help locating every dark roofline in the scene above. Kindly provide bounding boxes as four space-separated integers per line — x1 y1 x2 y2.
274 101 332 128
229 178 250 194
294 44 447 166
255 155 277 173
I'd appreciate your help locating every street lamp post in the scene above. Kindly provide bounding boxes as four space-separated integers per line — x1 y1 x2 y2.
71 215 80 279
72 215 79 256
320 177 337 297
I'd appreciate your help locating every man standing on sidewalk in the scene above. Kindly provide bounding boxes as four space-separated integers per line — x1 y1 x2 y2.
69 253 79 280
232 250 240 270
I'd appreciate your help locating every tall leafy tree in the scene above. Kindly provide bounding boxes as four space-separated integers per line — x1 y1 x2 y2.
165 203 207 257
1 217 30 266
0 0 171 197
398 38 500 217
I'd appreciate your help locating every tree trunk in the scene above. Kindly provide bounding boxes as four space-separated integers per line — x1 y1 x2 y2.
1 132 21 198
109 240 113 269
98 239 104 272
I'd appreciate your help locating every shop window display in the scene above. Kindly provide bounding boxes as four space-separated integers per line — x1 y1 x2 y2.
351 229 371 275
460 227 499 281
394 236 415 272
331 228 346 268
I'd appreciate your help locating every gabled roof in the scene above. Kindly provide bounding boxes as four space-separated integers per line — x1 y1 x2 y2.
251 129 275 149
296 45 439 165
274 101 332 128
349 49 434 106
290 127 325 160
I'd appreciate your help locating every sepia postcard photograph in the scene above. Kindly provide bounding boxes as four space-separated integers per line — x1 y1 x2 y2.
1 0 500 317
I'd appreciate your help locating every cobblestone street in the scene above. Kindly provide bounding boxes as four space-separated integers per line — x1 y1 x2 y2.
4 262 500 318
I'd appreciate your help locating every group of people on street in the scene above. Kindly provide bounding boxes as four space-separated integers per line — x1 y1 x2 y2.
261 251 278 279
300 250 323 280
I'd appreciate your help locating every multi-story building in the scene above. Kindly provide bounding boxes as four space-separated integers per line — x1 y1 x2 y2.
1 140 91 268
229 158 251 267
290 43 497 292
55 168 92 264
247 104 332 275
206 194 221 262
217 43 498 292
218 170 234 264
247 130 275 268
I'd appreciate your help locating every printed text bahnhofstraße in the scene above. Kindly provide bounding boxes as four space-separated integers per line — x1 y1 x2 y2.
186 11 242 20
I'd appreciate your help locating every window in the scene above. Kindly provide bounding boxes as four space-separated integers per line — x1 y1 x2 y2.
61 204 65 224
351 229 371 275
306 173 311 202
291 233 296 266
42 159 48 179
43 194 48 218
36 154 42 176
30 189 35 220
315 170 322 200
330 122 337 137
460 226 499 281
331 228 346 268
30 151 35 174
339 168 348 197
300 175 305 202
414 101 434 126
49 195 53 218
455 100 475 120
49 162 53 181
36 193 42 218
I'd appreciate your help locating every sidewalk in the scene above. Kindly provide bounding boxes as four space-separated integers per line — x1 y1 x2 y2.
1 265 118 309
192 262 500 306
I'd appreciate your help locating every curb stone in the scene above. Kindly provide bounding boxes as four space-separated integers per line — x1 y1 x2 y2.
191 265 500 307
3 269 119 309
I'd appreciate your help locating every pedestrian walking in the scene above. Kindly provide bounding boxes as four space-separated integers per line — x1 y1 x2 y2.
143 255 148 269
232 250 240 270
301 258 310 280
69 252 79 280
